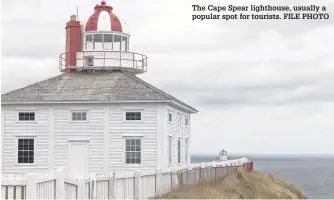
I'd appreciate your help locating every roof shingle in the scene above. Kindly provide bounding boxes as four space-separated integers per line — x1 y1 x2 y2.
1 71 197 112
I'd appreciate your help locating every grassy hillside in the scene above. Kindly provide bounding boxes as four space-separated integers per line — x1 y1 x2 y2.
154 169 307 199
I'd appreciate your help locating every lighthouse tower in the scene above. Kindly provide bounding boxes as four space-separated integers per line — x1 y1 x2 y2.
1 0 198 177
59 0 147 74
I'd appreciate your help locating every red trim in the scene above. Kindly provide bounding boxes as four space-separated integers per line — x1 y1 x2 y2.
85 1 122 32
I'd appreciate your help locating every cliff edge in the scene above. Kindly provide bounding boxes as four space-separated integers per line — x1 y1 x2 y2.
155 169 307 199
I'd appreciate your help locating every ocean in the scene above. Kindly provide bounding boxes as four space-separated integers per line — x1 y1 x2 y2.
191 155 334 199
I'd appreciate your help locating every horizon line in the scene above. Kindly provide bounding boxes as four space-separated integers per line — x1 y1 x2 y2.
191 153 334 157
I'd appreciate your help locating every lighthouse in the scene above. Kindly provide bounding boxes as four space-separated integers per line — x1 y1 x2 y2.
1 1 197 176
60 0 147 74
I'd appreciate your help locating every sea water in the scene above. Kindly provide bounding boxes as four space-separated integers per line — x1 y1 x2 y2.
191 155 334 199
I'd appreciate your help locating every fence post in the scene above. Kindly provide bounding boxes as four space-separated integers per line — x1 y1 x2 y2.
90 173 97 199
77 177 86 199
109 172 116 199
187 164 192 185
199 162 205 182
170 167 173 189
180 170 183 186
56 169 65 199
155 168 161 196
134 170 141 200
212 161 216 181
25 173 37 200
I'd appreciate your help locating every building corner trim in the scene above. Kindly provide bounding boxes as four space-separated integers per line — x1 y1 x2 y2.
48 108 55 171
103 105 110 175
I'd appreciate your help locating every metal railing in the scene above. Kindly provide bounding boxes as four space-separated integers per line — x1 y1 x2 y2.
59 51 147 73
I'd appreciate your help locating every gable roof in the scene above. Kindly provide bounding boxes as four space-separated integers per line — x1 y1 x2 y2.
1 71 198 113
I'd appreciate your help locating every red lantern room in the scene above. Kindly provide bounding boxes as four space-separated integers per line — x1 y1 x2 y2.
85 0 122 32
59 0 147 74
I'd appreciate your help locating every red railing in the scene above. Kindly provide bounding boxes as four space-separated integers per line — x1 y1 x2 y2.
59 51 147 73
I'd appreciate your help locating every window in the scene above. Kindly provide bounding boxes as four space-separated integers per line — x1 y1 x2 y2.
85 33 129 51
93 34 103 50
86 34 93 50
125 138 141 164
185 116 189 126
185 138 188 163
121 36 127 51
113 35 121 51
17 138 34 164
72 112 87 121
168 112 173 122
123 36 129 52
18 112 35 121
104 34 113 50
125 112 141 121
168 136 172 164
177 113 181 125
177 139 181 164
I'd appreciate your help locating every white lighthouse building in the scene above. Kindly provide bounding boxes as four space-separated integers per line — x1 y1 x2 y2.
1 1 197 177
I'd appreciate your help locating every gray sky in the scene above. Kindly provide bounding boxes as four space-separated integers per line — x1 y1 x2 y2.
1 0 334 155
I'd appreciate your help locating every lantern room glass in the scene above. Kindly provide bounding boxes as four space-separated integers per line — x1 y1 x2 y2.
85 33 129 52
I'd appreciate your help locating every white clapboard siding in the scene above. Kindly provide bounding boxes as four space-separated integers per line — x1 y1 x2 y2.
2 105 49 174
109 103 158 171
54 105 105 174
165 105 190 169
2 102 192 176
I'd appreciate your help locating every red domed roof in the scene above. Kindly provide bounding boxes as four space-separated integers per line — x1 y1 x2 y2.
85 0 122 32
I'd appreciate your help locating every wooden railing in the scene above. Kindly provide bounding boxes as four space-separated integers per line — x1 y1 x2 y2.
1 158 253 200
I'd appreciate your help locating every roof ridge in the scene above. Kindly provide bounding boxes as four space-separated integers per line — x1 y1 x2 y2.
1 73 67 96
120 71 197 112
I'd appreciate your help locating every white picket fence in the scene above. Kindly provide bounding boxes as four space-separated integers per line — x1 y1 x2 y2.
1 158 252 200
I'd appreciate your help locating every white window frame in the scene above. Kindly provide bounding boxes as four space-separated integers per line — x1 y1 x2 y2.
85 33 94 50
16 111 37 123
168 110 173 123
177 113 182 126
123 136 143 166
123 109 143 122
69 110 89 123
15 136 37 165
177 138 181 164
184 116 189 127
168 136 173 165
83 31 130 51
71 111 88 121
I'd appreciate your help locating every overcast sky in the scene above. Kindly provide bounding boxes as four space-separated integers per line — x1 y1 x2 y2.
1 0 334 155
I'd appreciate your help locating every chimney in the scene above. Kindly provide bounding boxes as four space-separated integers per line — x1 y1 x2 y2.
65 15 81 72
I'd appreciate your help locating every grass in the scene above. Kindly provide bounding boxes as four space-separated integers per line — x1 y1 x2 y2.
154 169 307 199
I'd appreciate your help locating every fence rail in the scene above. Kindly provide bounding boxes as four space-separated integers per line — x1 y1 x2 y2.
1 158 253 200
